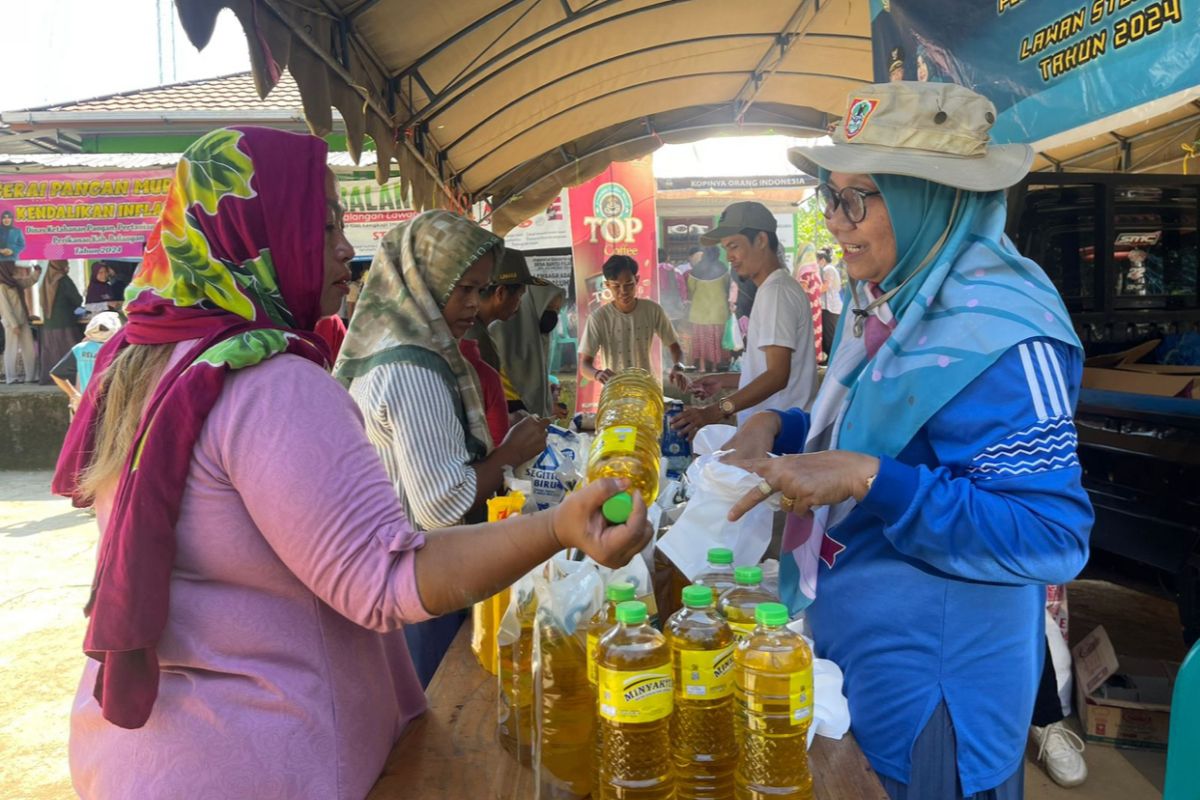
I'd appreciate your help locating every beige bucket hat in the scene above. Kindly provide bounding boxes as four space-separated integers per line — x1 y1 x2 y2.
787 82 1033 192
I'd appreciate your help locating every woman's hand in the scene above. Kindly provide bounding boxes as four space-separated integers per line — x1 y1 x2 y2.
499 415 549 465
727 451 880 521
552 478 653 568
594 368 615 385
717 411 781 462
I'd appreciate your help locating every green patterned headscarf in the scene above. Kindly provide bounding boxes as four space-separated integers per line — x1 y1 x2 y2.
335 210 503 454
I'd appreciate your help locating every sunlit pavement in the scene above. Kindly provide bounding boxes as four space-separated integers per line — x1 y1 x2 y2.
1 471 95 800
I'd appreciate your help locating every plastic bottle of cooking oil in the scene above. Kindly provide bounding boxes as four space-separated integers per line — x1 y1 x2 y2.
587 581 639 794
587 581 639 687
717 566 778 645
596 601 674 800
498 588 537 764
588 369 664 522
535 614 595 798
733 602 814 800
666 585 737 800
694 548 737 605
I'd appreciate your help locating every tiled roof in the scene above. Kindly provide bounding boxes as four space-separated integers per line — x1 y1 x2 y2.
20 72 305 114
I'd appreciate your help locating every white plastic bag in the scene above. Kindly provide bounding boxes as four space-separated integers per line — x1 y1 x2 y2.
518 426 585 511
785 619 852 749
657 452 779 581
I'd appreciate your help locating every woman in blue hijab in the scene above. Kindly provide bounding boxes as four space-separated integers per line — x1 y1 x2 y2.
724 82 1092 800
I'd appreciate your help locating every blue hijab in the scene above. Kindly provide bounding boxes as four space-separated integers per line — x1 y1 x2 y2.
822 171 1081 459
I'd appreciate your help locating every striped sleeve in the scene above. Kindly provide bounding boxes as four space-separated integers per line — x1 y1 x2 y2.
350 362 477 531
965 340 1081 481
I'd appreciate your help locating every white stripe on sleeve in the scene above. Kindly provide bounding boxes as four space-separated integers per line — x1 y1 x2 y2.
1032 341 1064 418
1017 343 1048 421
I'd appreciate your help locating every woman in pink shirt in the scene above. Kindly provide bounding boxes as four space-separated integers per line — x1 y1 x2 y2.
53 127 650 800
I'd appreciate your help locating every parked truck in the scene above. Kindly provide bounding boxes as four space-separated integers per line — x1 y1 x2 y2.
1006 172 1200 645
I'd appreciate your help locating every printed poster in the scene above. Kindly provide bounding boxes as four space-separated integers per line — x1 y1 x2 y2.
337 176 417 256
500 192 573 251
0 171 172 260
567 156 659 414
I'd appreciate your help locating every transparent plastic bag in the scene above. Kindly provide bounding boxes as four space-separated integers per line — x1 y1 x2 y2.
497 568 538 766
532 557 605 799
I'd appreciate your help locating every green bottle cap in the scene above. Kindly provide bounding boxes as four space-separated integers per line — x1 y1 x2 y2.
615 600 647 625
601 491 633 524
734 565 763 585
707 547 734 565
606 581 637 602
681 585 714 608
755 602 789 627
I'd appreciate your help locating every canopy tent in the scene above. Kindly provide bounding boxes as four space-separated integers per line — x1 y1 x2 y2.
174 0 872 232
1030 88 1200 177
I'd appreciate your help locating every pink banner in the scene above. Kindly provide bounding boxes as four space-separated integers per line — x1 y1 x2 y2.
0 170 172 260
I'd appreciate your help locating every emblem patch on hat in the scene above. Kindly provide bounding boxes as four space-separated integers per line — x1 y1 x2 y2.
844 98 880 140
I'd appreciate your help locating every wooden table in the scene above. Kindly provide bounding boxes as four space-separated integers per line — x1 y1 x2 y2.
369 627 887 799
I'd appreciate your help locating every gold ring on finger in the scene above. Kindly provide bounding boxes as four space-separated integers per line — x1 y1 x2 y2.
781 495 796 513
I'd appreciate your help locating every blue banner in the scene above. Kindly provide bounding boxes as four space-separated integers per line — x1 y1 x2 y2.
870 0 1200 143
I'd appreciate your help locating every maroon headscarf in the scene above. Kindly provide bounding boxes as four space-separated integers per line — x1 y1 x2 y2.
53 126 332 728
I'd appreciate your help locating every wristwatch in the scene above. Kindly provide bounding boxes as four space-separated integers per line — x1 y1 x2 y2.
719 398 736 417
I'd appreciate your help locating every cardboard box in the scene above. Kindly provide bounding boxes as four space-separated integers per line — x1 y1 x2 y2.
1072 626 1180 751
1081 339 1200 398
1081 367 1197 399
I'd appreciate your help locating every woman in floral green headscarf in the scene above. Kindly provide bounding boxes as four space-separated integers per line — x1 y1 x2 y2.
55 128 650 799
336 210 550 683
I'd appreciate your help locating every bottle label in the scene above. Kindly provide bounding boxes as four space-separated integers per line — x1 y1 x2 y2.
595 426 637 457
586 631 598 685
676 645 735 699
598 664 674 723
746 665 814 727
729 621 756 644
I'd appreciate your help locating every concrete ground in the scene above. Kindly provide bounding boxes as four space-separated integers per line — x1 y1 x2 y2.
0 471 1179 799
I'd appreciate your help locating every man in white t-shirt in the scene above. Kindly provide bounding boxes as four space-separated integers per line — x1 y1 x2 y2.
672 201 817 436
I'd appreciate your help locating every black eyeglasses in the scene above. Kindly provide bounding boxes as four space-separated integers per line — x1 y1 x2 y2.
816 182 882 224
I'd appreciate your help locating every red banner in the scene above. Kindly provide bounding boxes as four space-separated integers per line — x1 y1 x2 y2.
567 156 659 414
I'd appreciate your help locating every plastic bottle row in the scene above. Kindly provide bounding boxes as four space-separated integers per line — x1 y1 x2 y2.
592 587 815 800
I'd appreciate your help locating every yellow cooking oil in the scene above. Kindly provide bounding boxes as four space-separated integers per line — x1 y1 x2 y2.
587 369 664 521
694 548 737 605
587 582 639 687
536 616 594 798
595 601 674 800
474 492 525 674
716 566 777 645
497 587 537 765
666 585 737 800
733 602 814 800
586 582 638 793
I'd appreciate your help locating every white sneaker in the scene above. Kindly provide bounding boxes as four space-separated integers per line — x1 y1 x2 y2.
1032 721 1088 788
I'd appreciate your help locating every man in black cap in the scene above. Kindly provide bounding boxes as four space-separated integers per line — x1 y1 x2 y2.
672 201 817 438
465 247 549 372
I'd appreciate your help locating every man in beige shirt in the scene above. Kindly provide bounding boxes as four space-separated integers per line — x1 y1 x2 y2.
579 255 688 391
